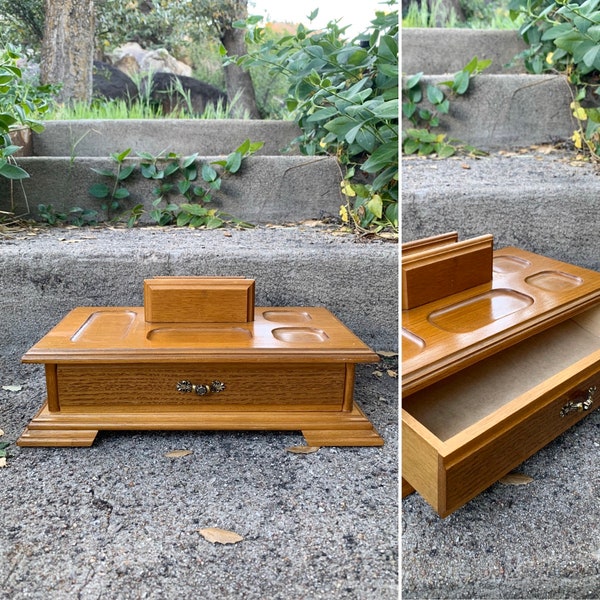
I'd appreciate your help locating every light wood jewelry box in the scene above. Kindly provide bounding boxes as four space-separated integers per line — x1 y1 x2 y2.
402 233 600 517
18 277 383 448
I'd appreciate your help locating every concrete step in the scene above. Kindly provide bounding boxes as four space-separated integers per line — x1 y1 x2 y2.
2 119 344 224
33 119 303 157
401 150 600 269
0 226 398 366
1 155 343 224
402 29 576 150
402 28 528 75
404 73 575 151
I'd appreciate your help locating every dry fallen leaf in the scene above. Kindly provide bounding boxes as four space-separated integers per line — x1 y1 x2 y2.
198 527 244 544
372 370 383 378
164 449 192 458
286 445 320 454
499 472 533 486
0 457 6 468
376 351 398 358
2 385 22 392
386 370 398 379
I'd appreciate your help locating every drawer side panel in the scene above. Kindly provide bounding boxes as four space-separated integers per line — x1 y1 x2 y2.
402 410 442 512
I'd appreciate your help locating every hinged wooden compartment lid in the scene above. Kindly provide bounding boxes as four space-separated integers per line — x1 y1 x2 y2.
144 276 255 323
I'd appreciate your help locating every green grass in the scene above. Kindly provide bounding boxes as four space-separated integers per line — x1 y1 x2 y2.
402 0 524 30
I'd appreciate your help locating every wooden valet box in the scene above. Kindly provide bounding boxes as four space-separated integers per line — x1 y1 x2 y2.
18 277 383 448
402 233 600 517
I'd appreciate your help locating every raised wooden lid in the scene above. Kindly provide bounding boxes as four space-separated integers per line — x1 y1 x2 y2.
403 247 600 395
22 307 378 364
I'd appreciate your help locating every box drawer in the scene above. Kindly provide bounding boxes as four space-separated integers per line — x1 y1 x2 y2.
403 307 600 517
55 363 347 412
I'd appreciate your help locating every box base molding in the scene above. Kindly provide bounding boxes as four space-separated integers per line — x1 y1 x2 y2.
17 401 384 447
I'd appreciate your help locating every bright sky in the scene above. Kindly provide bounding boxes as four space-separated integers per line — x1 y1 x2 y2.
249 0 390 37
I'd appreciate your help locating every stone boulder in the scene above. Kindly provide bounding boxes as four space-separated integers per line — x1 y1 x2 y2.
93 61 139 102
142 72 227 115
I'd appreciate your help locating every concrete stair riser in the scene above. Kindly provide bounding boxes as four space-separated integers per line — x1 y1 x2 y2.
1 156 343 224
32 120 303 157
402 154 600 269
402 28 528 75
403 74 576 151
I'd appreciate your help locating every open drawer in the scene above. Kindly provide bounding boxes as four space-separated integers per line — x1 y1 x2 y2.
402 304 600 517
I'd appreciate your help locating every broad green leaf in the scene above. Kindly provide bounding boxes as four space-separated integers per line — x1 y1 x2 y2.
118 165 135 180
182 153 198 168
372 99 398 119
362 142 398 173
452 70 470 95
113 187 130 199
202 164 218 182
178 180 191 194
205 216 224 229
426 85 444 105
1 144 22 157
404 72 423 90
180 203 207 216
583 45 600 69
164 161 180 177
225 151 242 173
366 195 383 219
0 161 29 179
89 183 110 198
378 35 398 62
141 163 157 178
112 148 131 162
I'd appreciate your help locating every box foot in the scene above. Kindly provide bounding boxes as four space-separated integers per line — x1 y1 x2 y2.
17 427 98 447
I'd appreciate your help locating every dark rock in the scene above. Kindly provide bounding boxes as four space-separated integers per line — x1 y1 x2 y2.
93 61 139 102
142 72 227 115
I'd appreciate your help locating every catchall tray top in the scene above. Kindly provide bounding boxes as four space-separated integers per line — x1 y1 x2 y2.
402 235 600 395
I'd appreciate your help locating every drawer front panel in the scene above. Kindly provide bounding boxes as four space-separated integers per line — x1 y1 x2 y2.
57 363 346 411
442 373 600 517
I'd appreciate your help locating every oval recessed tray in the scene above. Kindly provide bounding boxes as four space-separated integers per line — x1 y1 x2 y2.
493 255 531 274
147 327 252 345
525 270 583 292
272 327 329 343
428 289 534 333
402 328 426 359
263 310 312 323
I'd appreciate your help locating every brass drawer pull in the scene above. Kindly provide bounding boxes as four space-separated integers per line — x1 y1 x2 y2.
560 385 596 417
176 380 226 396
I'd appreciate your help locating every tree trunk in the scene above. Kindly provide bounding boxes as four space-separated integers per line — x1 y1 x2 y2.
41 0 95 105
220 1 260 119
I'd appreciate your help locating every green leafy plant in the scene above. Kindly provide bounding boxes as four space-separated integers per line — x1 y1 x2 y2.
402 57 491 157
0 45 55 183
38 204 99 226
509 0 600 158
86 139 260 228
228 4 398 235
89 148 135 220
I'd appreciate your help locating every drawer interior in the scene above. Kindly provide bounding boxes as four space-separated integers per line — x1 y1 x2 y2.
403 305 600 442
